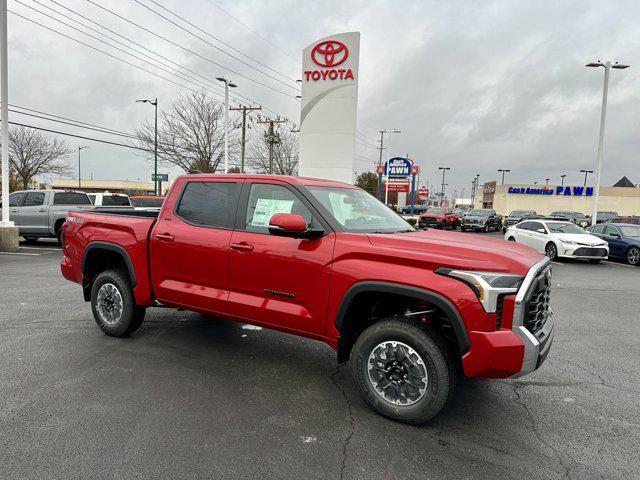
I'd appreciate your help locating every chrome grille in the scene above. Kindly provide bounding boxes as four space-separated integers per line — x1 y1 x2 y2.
524 268 551 335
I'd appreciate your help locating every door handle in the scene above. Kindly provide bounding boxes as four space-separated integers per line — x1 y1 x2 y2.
230 242 254 252
38 209 46 212
155 232 175 241
10 209 18 213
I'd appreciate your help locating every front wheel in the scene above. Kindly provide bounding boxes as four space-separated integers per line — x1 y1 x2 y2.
545 242 558 261
627 247 640 266
461 227 466 232
351 320 455 425
91 269 146 337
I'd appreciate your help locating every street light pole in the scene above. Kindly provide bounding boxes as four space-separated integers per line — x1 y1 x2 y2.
498 169 510 185
586 60 629 225
216 77 237 174
560 174 566 186
545 178 550 186
438 167 450 207
78 146 89 189
136 98 158 194
0 0 10 228
580 169 594 187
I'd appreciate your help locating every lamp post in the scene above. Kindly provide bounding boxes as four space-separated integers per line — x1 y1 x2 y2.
77 146 89 189
376 129 401 200
498 169 510 185
560 174 566 186
136 98 158 194
580 169 594 187
545 178 550 186
0 0 11 230
438 167 450 206
586 60 630 225
216 77 237 174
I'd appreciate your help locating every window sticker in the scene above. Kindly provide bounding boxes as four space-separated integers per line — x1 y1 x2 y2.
251 198 294 226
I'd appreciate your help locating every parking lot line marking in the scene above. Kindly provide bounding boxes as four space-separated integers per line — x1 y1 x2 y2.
19 246 60 252
550 261 563 265
603 260 636 268
0 252 42 256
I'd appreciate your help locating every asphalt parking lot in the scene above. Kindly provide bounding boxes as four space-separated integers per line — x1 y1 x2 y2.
1 234 638 480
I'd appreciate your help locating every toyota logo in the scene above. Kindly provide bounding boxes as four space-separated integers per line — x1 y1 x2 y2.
311 40 348 67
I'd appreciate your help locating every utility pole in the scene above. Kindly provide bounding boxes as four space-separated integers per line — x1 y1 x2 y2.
230 104 262 173
0 0 10 230
78 146 89 189
136 98 158 194
438 167 450 207
257 116 287 174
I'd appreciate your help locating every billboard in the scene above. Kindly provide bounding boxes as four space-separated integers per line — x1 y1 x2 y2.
298 32 360 184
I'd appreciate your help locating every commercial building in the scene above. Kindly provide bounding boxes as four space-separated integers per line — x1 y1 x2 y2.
45 179 158 194
474 178 640 216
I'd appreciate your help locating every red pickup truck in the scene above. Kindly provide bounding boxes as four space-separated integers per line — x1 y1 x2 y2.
61 174 554 424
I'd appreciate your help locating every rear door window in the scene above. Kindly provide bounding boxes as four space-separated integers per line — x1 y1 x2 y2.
517 221 532 230
176 181 238 228
9 192 26 207
24 192 45 206
53 192 91 205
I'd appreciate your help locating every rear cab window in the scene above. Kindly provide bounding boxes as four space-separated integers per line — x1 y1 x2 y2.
102 195 130 206
53 192 91 205
175 181 238 228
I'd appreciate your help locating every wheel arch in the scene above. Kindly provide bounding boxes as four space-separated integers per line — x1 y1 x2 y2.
334 281 470 363
81 242 137 301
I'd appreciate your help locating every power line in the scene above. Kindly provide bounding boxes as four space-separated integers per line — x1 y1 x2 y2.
203 0 300 65
141 0 299 86
84 0 296 98
6 121 150 152
41 0 270 114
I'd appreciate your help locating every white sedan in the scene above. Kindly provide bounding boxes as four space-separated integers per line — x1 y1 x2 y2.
504 219 609 262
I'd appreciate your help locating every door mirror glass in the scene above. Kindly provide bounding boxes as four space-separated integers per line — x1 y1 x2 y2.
269 213 307 233
609 232 620 238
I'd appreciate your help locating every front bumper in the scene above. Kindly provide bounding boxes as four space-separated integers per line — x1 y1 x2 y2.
419 219 444 228
558 244 608 259
461 223 486 230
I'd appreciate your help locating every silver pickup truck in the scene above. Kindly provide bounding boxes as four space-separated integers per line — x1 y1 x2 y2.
4 189 92 243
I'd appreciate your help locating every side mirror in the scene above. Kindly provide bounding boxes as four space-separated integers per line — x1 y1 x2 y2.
268 213 323 238
609 232 621 238
537 228 546 234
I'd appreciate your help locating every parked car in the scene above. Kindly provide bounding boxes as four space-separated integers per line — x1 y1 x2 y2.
460 209 502 232
417 207 459 229
587 223 640 265
129 195 164 209
503 210 538 233
602 215 640 225
61 174 554 424
548 211 590 228
87 192 131 206
3 189 92 243
595 211 619 223
399 204 427 215
505 219 608 262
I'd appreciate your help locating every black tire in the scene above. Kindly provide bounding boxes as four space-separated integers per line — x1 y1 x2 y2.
461 227 466 232
627 247 640 266
483 225 489 233
508 237 516 242
351 320 455 425
23 236 39 244
55 222 64 246
545 242 558 261
502 227 507 233
90 269 146 337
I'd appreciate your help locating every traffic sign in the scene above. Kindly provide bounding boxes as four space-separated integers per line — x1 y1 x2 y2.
152 173 169 182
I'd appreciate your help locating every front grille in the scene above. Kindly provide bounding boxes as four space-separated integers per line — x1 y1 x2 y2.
573 247 607 257
524 269 551 335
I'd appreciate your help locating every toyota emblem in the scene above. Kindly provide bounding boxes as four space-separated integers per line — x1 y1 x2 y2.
311 40 349 67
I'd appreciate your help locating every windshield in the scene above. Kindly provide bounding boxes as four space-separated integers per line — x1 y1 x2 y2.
550 211 572 218
426 207 446 214
598 211 616 218
468 209 491 217
306 186 413 233
547 222 584 234
509 210 531 217
620 225 640 237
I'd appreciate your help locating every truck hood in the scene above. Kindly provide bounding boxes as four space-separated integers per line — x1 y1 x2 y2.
420 213 446 219
366 230 542 275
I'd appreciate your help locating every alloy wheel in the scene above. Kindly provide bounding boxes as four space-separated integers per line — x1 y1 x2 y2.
367 341 428 406
627 247 640 266
546 243 557 260
96 283 124 325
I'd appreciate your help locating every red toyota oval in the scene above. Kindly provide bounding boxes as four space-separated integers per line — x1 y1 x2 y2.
311 40 349 67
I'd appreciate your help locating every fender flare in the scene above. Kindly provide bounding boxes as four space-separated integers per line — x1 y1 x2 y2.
334 281 470 354
82 241 137 287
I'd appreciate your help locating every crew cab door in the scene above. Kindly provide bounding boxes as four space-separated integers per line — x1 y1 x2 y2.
227 181 335 335
150 179 241 314
19 191 48 235
603 225 624 257
527 221 549 252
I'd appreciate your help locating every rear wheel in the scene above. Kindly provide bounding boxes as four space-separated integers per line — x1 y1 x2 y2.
508 237 516 242
91 269 145 337
461 227 466 232
545 242 558 261
351 320 455 425
23 236 39 244
627 247 640 266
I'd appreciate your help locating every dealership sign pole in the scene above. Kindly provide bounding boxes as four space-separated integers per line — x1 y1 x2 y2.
299 32 360 184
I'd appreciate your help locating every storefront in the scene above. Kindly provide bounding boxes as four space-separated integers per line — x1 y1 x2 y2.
474 181 640 216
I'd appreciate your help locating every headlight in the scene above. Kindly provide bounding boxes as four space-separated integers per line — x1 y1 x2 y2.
560 239 577 245
436 269 524 313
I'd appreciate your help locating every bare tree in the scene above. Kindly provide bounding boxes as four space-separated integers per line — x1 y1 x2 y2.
248 125 299 175
8 126 72 189
134 91 239 173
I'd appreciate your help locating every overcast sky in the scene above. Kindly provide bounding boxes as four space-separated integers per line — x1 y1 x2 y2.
7 0 640 195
